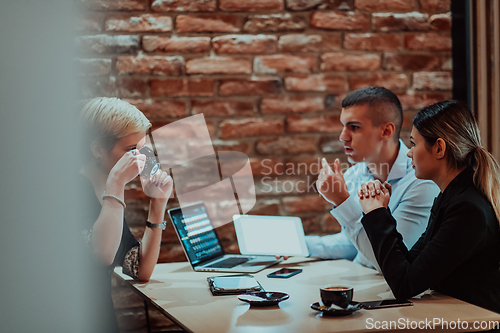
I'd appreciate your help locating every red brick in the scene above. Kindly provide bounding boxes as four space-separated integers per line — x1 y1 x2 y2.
283 195 330 213
321 52 380 71
300 216 321 234
285 74 346 92
75 13 103 32
383 53 440 71
322 213 341 233
117 77 148 98
284 156 323 175
126 99 186 119
355 0 415 11
192 100 255 116
212 140 252 155
349 73 409 91
81 0 145 10
80 77 117 98
143 36 210 53
150 78 214 97
116 56 184 75
317 0 355 10
405 32 451 50
413 72 452 91
287 115 342 133
176 15 240 33
186 57 251 74
206 125 220 139
256 136 318 154
325 93 347 109
76 58 111 76
213 35 277 54
219 77 281 96
219 0 284 11
261 96 324 114
247 199 280 215
218 156 254 178
159 243 187 262
430 13 451 31
244 14 307 32
441 57 452 71
150 0 216 12
76 35 140 54
311 11 370 31
401 112 413 129
124 182 149 204
124 205 149 230
344 33 401 51
320 137 344 154
250 158 284 175
373 12 430 32
278 34 341 53
419 0 450 13
286 0 323 11
105 14 172 32
220 118 284 139
254 55 316 74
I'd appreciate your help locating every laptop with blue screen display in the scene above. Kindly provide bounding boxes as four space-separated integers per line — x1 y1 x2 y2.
167 202 280 273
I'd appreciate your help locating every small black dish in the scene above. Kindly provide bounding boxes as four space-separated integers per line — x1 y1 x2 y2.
238 292 290 307
310 301 363 316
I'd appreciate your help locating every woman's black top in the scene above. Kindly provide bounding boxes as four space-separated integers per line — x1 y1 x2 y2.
80 174 140 332
362 167 500 313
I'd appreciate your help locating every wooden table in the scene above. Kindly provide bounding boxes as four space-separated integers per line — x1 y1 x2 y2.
114 258 500 332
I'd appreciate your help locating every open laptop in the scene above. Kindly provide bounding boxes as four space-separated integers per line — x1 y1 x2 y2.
167 202 280 273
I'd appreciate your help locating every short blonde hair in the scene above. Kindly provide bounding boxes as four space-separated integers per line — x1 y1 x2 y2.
80 97 151 159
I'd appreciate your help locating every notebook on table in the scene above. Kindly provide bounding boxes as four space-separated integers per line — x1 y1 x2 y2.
167 202 280 273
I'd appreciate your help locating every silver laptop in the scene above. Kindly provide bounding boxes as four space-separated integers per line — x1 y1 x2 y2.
167 202 280 273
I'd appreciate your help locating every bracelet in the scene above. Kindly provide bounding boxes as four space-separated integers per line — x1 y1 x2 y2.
146 220 166 230
102 193 126 209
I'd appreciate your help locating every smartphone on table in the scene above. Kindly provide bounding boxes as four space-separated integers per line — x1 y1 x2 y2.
267 268 302 279
360 299 413 309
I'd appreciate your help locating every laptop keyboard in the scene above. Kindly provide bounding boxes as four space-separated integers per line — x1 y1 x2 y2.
205 257 250 268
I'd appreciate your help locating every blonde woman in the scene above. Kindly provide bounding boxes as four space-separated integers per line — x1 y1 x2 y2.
79 97 173 331
359 100 500 313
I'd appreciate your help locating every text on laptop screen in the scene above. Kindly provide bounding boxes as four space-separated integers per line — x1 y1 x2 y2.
169 204 223 265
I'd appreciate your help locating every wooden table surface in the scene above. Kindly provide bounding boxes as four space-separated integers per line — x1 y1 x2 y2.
115 258 500 332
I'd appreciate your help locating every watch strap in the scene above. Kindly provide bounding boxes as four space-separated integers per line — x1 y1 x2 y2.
146 220 166 230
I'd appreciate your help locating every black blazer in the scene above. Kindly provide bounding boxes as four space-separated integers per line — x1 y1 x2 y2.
362 167 500 313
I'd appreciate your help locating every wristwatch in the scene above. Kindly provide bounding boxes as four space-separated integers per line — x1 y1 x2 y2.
146 220 167 230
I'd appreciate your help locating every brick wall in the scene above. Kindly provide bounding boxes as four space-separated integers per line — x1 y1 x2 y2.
77 0 452 263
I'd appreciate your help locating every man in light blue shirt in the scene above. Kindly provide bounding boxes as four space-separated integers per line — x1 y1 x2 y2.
311 87 439 271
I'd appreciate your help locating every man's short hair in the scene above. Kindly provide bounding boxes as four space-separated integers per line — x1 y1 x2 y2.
342 86 403 141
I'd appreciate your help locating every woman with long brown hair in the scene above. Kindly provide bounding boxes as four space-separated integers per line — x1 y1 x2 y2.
359 100 500 313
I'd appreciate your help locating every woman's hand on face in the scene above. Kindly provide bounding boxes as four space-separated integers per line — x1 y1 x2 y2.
358 180 391 214
109 149 146 186
141 169 173 203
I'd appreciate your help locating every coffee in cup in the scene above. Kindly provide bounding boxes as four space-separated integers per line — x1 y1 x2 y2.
320 285 353 308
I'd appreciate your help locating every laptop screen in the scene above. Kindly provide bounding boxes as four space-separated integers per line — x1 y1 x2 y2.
168 203 224 265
